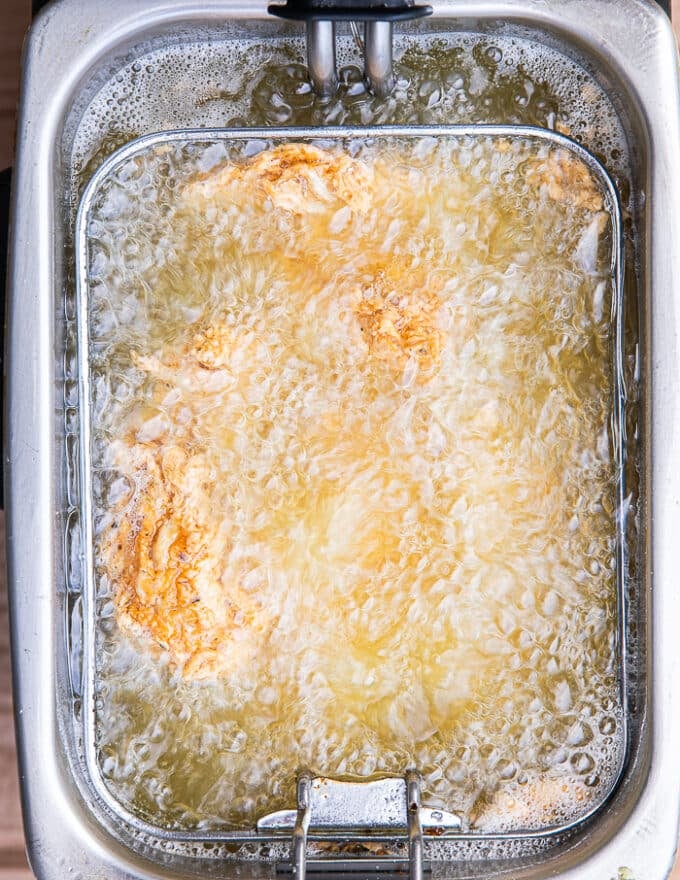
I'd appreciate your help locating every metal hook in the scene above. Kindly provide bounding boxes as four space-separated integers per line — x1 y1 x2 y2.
406 770 425 880
364 20 395 97
306 21 338 97
292 773 313 880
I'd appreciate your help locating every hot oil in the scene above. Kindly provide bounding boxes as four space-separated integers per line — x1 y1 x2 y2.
72 33 628 188
86 134 623 834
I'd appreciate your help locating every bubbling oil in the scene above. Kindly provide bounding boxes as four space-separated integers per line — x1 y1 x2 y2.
71 32 629 189
87 134 623 834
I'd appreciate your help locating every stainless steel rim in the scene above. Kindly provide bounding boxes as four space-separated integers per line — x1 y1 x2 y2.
75 122 628 847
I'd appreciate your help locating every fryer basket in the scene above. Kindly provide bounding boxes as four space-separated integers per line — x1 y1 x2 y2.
75 123 627 875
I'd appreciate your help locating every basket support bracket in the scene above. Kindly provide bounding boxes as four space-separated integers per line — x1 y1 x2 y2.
257 771 462 879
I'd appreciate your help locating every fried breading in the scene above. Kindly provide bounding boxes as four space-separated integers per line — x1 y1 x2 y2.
528 148 603 212
183 142 374 215
104 443 268 679
353 262 444 375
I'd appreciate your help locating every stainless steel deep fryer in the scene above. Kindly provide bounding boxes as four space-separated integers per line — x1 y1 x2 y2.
6 2 680 880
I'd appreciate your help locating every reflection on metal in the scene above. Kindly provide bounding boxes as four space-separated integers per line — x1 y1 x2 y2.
306 20 338 97
293 774 313 880
307 18 394 96
364 21 395 96
256 773 463 835
406 771 424 880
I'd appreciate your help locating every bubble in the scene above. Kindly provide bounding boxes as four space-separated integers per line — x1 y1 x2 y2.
497 760 517 780
445 72 465 90
101 755 117 777
566 721 594 747
599 715 617 735
570 752 595 775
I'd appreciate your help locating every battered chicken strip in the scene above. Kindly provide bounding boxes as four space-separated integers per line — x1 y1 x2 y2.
103 442 268 679
527 148 604 212
183 142 374 215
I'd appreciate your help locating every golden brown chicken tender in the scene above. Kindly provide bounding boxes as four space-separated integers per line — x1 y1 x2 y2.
183 142 374 215
104 443 268 679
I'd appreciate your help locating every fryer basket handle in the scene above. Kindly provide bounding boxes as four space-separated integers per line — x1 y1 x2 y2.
268 0 432 22
268 0 669 20
269 0 670 22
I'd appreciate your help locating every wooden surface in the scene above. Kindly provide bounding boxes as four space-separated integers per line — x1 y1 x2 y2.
0 0 31 851
0 2 679 878
1 0 39 873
